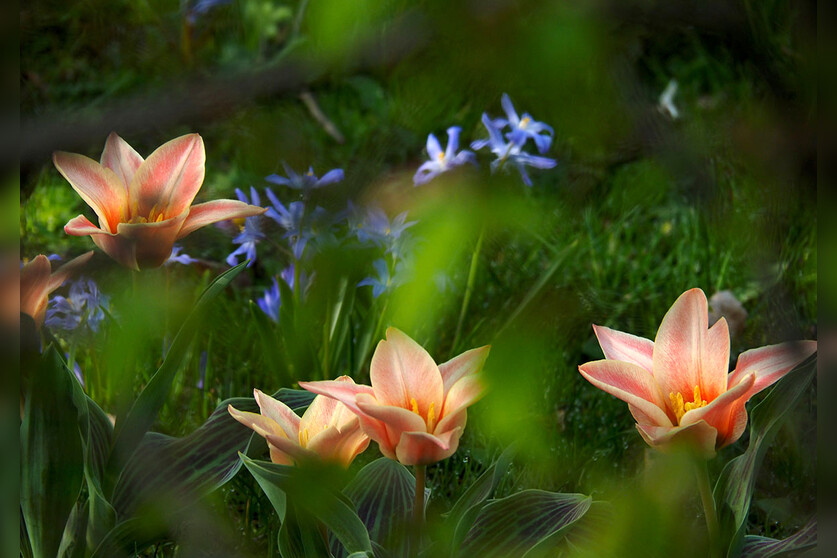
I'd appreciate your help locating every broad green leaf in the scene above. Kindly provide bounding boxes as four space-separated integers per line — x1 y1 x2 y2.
85 396 113 487
56 500 88 558
457 490 591 558
714 354 816 558
241 455 373 555
740 518 816 557
107 262 248 480
341 457 418 557
110 394 259 518
278 502 331 558
21 347 86 558
88 516 167 558
447 444 516 552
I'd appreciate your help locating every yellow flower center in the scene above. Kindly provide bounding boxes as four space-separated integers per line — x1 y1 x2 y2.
410 397 437 432
669 385 708 424
299 428 310 447
126 202 166 225
437 152 445 162
520 116 531 127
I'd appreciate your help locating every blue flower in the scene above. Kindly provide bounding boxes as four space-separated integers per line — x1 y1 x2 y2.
413 127 477 185
46 277 110 334
471 113 557 186
358 259 407 298
492 93 554 154
354 206 417 249
257 278 282 322
166 244 198 266
226 187 267 267
265 190 311 260
65 354 85 387
186 0 232 24
266 163 344 195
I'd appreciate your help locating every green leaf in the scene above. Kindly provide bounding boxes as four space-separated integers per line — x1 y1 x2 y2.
20 347 86 558
89 516 167 558
56 500 88 558
457 490 592 558
714 354 817 558
447 445 516 552
240 455 373 556
110 395 259 518
342 457 418 557
740 518 816 557
107 262 248 481
278 502 331 558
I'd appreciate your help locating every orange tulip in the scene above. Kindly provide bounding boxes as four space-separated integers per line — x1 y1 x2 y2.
579 288 817 457
54 133 266 270
228 377 370 467
20 252 93 328
300 328 490 466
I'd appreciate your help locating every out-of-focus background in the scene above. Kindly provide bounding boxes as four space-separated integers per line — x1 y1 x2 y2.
18 1 817 556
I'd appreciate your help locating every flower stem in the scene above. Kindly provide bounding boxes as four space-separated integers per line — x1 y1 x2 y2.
452 225 485 352
412 464 426 557
695 460 721 557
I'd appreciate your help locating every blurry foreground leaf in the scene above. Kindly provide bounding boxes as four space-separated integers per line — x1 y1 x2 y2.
240 454 373 556
107 262 248 480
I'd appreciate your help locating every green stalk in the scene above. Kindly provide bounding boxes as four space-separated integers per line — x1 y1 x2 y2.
695 460 721 558
412 464 426 557
452 225 485 352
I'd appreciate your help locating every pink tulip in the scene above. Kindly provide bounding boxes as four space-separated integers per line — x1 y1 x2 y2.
578 288 817 457
300 328 491 466
20 252 93 328
228 377 370 467
54 133 266 270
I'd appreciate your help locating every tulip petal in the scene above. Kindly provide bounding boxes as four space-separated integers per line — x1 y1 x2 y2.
593 324 654 372
53 151 127 233
228 405 285 439
680 372 755 448
298 379 375 416
114 210 189 269
437 375 483 434
100 132 143 189
306 421 370 466
652 288 713 403
728 341 818 397
178 200 267 239
702 317 731 400
129 134 205 219
370 328 444 420
65 215 108 237
578 360 672 427
254 389 300 439
438 345 490 394
46 251 94 292
20 256 52 326
356 395 428 434
264 432 316 464
301 376 360 433
636 421 718 459
395 428 463 466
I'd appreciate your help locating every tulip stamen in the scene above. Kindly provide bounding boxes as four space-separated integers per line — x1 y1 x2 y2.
299 428 310 447
427 402 437 432
670 385 708 424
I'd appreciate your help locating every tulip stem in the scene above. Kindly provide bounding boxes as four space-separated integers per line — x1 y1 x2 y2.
412 464 426 556
695 460 721 557
452 225 485 353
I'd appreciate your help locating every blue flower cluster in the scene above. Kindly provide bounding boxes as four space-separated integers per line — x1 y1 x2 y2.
414 93 557 187
46 276 110 334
